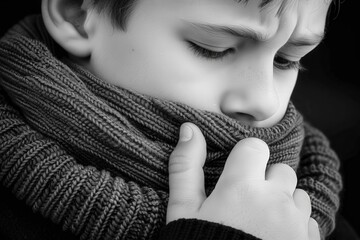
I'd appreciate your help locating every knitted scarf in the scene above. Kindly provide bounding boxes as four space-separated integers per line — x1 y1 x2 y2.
0 15 342 240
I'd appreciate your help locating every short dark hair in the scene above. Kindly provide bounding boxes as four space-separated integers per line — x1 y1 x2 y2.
88 0 138 31
89 0 338 31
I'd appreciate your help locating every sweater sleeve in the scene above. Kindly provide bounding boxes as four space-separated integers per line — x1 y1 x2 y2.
297 122 343 239
0 86 167 240
159 219 261 240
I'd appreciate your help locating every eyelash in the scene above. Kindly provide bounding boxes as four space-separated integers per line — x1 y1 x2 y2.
187 41 303 71
273 55 304 71
187 41 234 60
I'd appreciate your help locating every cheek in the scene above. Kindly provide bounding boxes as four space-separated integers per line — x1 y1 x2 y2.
90 32 144 86
135 42 229 112
140 50 222 108
134 34 215 87
100 36 221 109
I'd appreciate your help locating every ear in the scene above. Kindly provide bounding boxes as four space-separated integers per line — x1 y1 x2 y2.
41 0 92 57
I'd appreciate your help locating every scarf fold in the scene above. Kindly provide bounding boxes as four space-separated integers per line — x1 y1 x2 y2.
0 15 342 240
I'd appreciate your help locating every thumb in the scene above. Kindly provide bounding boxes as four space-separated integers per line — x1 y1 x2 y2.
167 123 207 223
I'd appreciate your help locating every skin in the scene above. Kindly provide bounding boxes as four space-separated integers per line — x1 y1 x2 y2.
78 0 329 127
168 124 321 240
42 0 331 238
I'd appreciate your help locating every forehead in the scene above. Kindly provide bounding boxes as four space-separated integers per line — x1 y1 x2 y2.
143 0 330 15
132 0 331 39
296 0 331 31
137 0 330 25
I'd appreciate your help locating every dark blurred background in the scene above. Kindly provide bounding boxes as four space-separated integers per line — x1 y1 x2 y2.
1 0 359 239
292 0 360 238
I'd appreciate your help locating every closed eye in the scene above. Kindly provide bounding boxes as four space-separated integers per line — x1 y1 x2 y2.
274 55 304 71
187 41 234 60
187 40 304 71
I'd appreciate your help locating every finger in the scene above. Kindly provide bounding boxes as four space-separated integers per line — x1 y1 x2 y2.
308 217 321 240
266 163 297 195
217 138 270 186
293 188 312 218
167 123 207 223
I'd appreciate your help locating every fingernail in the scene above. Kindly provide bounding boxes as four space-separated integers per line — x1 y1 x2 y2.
179 124 193 142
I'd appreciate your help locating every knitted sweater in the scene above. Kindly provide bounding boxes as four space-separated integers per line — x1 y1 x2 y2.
0 15 342 240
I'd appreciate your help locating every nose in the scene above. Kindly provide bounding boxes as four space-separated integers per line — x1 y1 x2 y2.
220 64 279 124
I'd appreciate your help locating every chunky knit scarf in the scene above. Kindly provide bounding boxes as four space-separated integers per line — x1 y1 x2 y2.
0 15 342 240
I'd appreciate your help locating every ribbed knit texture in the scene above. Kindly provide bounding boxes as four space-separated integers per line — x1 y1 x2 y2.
0 15 342 239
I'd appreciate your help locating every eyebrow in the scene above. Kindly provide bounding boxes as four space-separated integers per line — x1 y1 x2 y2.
186 21 325 47
186 21 271 42
287 33 325 47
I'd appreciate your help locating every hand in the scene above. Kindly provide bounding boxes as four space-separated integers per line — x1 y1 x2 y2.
167 123 320 240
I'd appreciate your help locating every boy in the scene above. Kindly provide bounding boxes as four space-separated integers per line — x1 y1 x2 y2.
0 0 342 239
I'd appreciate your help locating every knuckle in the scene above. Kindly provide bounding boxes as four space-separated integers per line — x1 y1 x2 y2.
168 196 199 209
272 163 295 173
271 163 297 181
168 153 192 174
309 217 319 228
295 188 311 203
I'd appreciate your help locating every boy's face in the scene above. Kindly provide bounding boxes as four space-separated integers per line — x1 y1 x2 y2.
83 0 330 127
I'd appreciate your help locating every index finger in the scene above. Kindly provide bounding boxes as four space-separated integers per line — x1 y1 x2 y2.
217 137 270 185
